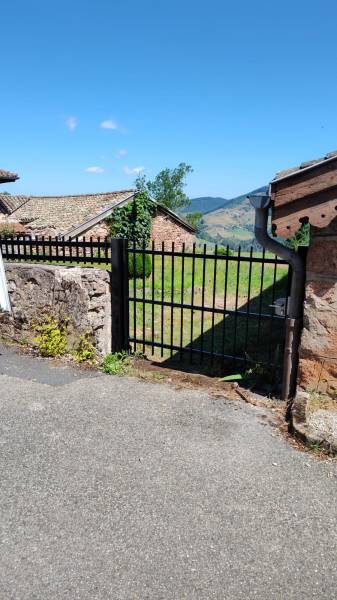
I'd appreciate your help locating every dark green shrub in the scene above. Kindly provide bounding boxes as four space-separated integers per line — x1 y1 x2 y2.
128 252 152 279
217 246 234 256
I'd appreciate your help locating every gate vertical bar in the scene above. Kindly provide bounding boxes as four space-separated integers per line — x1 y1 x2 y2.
110 237 129 353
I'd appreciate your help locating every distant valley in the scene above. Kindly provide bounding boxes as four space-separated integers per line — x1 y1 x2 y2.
184 186 268 249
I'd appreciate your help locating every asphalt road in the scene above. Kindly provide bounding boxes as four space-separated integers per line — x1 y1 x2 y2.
0 344 336 599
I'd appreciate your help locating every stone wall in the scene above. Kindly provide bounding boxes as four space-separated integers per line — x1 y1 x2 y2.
298 220 337 395
151 209 194 249
0 263 111 356
85 221 110 239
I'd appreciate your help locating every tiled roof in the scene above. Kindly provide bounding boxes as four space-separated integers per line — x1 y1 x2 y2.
274 151 337 181
0 169 19 183
0 195 28 214
8 190 137 234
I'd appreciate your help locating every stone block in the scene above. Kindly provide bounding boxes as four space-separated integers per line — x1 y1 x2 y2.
1 263 112 356
306 238 337 277
299 242 337 394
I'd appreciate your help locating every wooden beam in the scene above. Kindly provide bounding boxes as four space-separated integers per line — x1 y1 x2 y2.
271 157 337 206
272 185 337 237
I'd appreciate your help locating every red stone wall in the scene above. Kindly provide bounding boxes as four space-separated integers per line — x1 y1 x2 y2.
298 221 337 395
82 222 110 240
151 210 195 249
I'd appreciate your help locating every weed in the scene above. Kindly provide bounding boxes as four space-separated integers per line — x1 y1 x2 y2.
33 315 68 357
102 351 131 375
72 334 97 364
307 441 323 452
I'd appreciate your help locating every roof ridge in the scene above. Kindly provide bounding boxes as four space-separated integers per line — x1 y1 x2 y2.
0 194 29 198
4 189 137 200
273 151 337 182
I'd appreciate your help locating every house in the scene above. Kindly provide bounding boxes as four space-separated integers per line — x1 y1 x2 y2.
0 187 195 248
270 151 337 397
270 150 337 238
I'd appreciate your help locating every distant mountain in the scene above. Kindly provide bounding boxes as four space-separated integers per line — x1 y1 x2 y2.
182 196 228 215
198 186 268 250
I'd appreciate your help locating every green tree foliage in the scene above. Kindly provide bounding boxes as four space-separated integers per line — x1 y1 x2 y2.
106 192 155 245
135 162 193 211
285 223 310 251
183 211 202 232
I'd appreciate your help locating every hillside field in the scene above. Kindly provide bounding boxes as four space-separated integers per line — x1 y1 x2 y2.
186 187 268 249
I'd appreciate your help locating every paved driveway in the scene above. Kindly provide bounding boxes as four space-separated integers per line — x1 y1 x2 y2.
0 344 336 599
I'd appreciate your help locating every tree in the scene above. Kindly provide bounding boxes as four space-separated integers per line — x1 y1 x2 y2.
135 162 193 212
183 211 202 233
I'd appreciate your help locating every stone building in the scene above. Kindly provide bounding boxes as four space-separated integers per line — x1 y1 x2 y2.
0 188 195 248
270 151 337 396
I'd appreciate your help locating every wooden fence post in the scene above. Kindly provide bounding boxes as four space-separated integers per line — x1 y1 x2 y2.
110 238 129 353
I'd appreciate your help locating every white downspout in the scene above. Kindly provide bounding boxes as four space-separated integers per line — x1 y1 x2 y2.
0 248 11 313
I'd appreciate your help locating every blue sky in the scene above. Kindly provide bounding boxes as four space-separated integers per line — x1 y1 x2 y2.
1 0 337 198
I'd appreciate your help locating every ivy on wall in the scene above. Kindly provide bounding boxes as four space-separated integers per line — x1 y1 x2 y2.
105 192 155 245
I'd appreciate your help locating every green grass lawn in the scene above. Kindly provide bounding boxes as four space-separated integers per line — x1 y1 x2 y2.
129 250 290 374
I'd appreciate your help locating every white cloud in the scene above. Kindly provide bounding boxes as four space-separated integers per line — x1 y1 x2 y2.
85 166 104 173
116 149 128 159
66 116 77 131
100 119 118 130
123 166 144 175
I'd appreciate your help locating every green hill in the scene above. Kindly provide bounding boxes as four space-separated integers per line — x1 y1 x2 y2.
198 186 268 250
182 196 228 215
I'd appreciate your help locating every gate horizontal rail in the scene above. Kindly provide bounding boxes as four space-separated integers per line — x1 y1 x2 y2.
128 245 289 264
128 295 285 321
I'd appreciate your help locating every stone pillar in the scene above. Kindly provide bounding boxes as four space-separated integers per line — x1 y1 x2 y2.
298 219 337 395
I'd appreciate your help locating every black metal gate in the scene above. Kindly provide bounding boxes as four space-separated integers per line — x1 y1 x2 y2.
0 233 292 383
127 240 291 380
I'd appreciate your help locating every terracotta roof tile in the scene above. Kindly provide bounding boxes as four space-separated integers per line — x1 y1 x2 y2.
0 195 28 214
274 151 337 181
8 190 136 234
0 169 19 183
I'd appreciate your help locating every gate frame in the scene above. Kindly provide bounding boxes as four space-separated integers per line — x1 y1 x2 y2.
110 238 129 353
